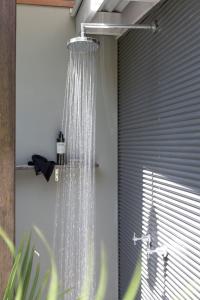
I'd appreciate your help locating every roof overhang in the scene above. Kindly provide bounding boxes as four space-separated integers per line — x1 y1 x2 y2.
72 0 160 37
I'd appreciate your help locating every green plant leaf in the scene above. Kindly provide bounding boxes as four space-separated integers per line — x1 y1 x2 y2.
95 244 108 300
0 227 23 300
21 234 32 279
58 288 72 298
0 227 15 256
22 246 35 299
33 226 58 300
28 263 40 300
3 252 22 300
35 270 50 300
123 259 141 300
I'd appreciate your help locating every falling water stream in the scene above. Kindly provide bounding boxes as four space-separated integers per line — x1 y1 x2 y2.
53 43 97 299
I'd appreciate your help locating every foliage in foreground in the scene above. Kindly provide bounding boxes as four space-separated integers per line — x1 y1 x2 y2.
0 227 141 300
0 226 67 300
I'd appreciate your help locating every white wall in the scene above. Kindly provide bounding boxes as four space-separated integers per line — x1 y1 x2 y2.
95 35 118 299
16 5 118 299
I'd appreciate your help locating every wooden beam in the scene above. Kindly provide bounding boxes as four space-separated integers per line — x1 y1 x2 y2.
0 0 16 297
17 0 74 8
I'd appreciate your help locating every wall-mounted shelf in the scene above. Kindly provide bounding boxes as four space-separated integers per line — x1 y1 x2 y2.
16 165 35 170
16 163 99 170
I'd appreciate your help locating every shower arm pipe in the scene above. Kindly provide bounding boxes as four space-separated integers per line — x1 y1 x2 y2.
80 22 157 37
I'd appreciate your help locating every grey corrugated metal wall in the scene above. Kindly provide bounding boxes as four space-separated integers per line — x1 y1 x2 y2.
118 0 200 299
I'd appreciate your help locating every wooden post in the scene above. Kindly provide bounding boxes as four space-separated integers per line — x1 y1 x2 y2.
0 0 16 296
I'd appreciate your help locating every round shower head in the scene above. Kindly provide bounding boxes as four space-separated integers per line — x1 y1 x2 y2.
67 36 100 53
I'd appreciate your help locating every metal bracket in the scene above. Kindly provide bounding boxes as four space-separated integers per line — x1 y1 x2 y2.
133 233 151 246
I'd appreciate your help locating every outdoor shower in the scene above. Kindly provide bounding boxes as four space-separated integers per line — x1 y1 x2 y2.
54 21 157 300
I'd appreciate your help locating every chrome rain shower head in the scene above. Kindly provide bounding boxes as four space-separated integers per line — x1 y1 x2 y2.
67 36 100 53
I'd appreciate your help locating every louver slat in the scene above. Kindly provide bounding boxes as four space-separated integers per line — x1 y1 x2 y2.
118 0 200 299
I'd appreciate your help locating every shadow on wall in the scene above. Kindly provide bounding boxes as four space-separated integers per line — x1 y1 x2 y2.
119 165 143 300
141 165 200 300
142 169 169 300
146 205 168 300
119 163 143 299
147 205 159 291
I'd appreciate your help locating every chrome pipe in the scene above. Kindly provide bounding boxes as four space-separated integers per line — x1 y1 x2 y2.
147 246 168 259
81 22 157 37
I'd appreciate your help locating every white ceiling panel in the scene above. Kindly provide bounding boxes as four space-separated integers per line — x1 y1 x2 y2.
115 1 130 12
102 0 129 12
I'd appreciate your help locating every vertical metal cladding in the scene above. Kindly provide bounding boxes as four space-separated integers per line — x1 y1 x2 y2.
118 0 200 299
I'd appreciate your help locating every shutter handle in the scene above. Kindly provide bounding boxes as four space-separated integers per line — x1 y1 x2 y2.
132 233 151 246
147 246 168 259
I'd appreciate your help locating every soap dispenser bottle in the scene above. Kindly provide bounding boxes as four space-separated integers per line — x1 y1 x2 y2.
56 131 65 165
